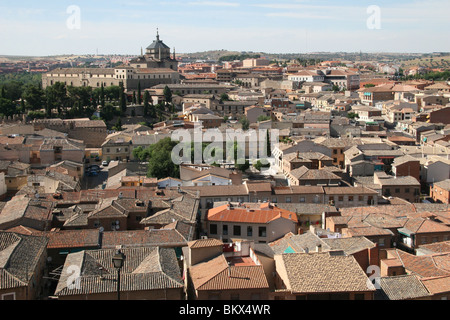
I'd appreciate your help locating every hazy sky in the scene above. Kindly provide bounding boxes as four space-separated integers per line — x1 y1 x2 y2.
0 0 449 56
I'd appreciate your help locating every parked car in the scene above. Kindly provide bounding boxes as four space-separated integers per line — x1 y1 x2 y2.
89 165 101 172
102 160 110 167
88 170 99 177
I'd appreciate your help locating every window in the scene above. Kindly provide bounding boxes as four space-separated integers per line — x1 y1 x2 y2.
233 226 241 236
247 226 253 237
1 293 15 300
223 225 228 236
378 238 385 247
395 188 400 194
286 197 291 203
251 293 261 300
208 294 220 300
349 196 354 202
405 188 410 193
300 197 305 203
210 224 218 235
359 196 364 202
338 196 344 202
259 227 267 237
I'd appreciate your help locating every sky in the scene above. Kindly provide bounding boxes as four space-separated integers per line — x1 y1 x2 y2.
0 0 449 56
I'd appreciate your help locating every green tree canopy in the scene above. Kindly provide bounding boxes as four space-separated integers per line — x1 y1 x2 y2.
0 98 16 117
163 86 173 105
22 84 45 111
240 116 250 131
145 138 180 179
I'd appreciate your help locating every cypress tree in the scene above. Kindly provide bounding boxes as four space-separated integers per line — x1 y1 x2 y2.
119 82 126 114
143 90 150 116
100 83 105 108
137 82 142 105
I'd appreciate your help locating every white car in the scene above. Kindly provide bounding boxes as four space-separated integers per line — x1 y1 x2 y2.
102 161 109 167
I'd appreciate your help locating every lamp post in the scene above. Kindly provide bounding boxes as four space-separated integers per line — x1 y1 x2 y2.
112 249 126 300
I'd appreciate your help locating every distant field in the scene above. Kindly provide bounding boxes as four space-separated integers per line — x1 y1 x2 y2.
401 55 450 69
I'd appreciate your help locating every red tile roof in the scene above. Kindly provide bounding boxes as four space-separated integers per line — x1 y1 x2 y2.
207 203 298 224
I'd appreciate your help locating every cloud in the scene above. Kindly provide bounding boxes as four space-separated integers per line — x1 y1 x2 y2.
187 1 240 7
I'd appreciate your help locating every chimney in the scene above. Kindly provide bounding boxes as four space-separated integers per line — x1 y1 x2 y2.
316 244 322 253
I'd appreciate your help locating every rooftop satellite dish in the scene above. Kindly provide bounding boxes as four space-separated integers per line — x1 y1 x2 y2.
99 227 104 233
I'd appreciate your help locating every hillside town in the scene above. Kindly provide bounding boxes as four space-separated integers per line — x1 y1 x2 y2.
1 32 450 302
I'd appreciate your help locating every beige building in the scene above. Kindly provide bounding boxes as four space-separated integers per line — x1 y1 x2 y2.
42 32 180 91
206 202 298 244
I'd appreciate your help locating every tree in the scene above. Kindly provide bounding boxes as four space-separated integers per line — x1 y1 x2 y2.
220 93 230 102
266 129 272 157
132 91 137 105
45 82 69 116
0 98 16 117
119 83 127 114
163 86 172 105
100 83 105 108
22 84 45 111
143 91 150 116
347 112 359 119
1 80 23 101
113 117 123 131
257 115 271 122
104 85 121 103
254 160 270 171
143 137 180 179
137 82 142 105
332 85 340 92
240 116 250 131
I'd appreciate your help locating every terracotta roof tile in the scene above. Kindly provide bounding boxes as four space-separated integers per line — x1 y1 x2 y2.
276 252 375 294
207 203 298 224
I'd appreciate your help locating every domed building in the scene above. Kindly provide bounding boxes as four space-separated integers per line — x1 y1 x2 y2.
42 30 181 91
130 30 179 71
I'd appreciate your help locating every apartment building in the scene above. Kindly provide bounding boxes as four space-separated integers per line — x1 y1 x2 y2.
206 202 298 244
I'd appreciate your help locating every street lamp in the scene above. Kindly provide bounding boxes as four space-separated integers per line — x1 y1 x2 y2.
112 249 126 300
